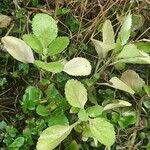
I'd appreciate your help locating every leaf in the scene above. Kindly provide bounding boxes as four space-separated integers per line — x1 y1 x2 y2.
34 60 64 73
89 118 115 146
102 77 135 94
65 140 79 150
64 57 92 76
102 20 115 51
144 85 150 97
23 34 43 54
9 137 24 148
104 100 132 110
0 14 12 28
91 20 115 59
78 109 88 121
1 36 35 63
65 79 87 108
32 13 58 48
36 105 49 116
48 109 69 126
121 70 145 93
91 39 104 58
136 42 150 53
21 86 42 113
86 105 103 118
116 44 150 64
116 44 142 59
48 36 69 56
116 13 132 46
36 124 74 150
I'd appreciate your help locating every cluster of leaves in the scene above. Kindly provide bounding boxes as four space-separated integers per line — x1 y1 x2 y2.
1 12 150 150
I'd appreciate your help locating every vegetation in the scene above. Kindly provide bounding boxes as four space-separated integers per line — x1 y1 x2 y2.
0 0 150 150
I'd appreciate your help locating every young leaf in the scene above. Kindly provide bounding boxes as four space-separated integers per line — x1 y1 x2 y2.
21 86 42 113
32 13 58 48
104 100 132 110
48 36 69 56
78 109 88 121
121 70 145 93
89 118 115 146
86 105 103 118
65 79 87 108
34 60 64 73
101 77 135 94
116 13 132 46
36 124 74 150
36 105 49 117
64 57 92 76
23 34 43 54
102 20 115 51
1 36 35 63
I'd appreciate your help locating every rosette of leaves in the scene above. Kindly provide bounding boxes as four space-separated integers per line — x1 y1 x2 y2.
1 13 92 76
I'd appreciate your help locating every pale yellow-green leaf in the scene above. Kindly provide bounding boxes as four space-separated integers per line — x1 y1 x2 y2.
1 36 35 63
117 13 132 46
102 20 115 49
91 39 103 58
121 70 145 93
65 79 87 108
89 118 115 146
64 57 92 76
104 100 132 110
0 14 12 28
102 77 135 94
116 44 142 59
36 125 74 150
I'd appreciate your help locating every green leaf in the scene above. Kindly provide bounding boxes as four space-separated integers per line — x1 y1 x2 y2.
36 124 74 150
9 137 24 148
48 109 69 126
65 140 79 150
36 105 49 116
32 13 58 48
89 118 115 146
144 85 150 97
104 100 131 110
136 42 150 53
102 77 135 94
65 79 87 108
21 86 42 113
64 57 92 76
116 13 132 46
116 44 150 64
86 105 103 118
102 20 115 51
118 110 137 129
48 36 69 56
78 109 88 121
23 34 43 54
34 60 64 73
0 121 7 130
121 70 145 93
